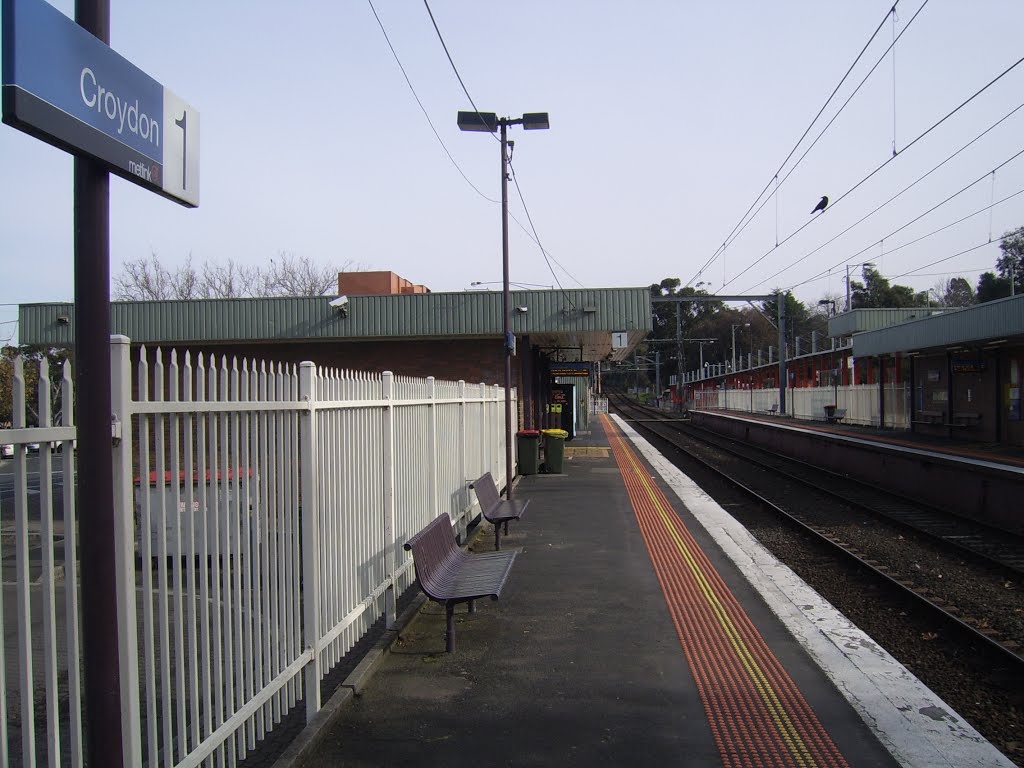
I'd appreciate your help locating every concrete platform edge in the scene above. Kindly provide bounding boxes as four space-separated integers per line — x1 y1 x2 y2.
271 593 429 768
612 415 1016 768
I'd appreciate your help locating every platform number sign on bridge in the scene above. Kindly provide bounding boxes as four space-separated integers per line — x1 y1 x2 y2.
2 0 200 207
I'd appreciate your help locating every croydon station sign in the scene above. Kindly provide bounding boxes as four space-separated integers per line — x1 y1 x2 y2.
2 0 199 207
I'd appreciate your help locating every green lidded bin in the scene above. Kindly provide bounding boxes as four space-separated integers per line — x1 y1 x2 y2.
516 430 541 475
541 428 568 474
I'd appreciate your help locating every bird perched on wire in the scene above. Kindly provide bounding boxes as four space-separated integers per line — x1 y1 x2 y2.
811 195 829 214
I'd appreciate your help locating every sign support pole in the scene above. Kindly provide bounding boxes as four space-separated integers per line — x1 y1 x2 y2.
73 2 123 765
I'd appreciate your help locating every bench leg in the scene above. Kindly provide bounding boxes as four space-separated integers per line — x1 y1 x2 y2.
494 524 501 551
446 602 456 653
468 598 476 614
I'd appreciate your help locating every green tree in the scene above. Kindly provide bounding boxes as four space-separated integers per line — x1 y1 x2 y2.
976 226 1023 303
647 278 721 384
941 277 975 307
976 271 1011 303
0 346 71 428
995 226 1023 294
759 290 814 354
849 267 924 308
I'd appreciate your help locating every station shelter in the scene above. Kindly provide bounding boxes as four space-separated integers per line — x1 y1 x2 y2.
848 293 1024 445
17 271 651 434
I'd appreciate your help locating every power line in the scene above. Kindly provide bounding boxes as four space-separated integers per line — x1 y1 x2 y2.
508 159 583 302
367 0 499 203
0 319 18 345
744 102 1024 291
722 52 1024 292
422 0 499 144
420 0 573 294
686 1 904 288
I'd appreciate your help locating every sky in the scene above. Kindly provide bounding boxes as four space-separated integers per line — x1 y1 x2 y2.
3 1 1024 344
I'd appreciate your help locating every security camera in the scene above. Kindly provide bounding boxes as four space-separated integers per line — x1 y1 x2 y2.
329 295 349 308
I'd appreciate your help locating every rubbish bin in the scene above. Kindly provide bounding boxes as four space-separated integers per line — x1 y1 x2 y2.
516 430 541 475
541 429 568 474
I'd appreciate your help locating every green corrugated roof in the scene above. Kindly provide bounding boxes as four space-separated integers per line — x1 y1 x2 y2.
852 294 1024 356
19 287 652 347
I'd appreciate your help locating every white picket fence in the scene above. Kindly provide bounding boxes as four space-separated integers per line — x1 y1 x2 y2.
694 384 911 428
0 336 512 767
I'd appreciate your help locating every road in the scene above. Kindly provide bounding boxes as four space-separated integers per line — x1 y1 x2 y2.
0 455 73 521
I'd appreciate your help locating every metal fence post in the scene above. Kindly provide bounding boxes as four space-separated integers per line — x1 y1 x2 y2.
426 376 440 524
381 372 397 628
458 380 469 525
110 335 143 767
299 362 322 720
496 384 506 487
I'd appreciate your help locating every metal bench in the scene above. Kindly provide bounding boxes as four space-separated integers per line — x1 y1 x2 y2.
471 471 530 551
823 407 847 424
404 514 517 652
949 411 981 428
912 409 944 426
766 404 779 416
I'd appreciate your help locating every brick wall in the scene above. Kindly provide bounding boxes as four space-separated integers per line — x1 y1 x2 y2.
135 338 512 388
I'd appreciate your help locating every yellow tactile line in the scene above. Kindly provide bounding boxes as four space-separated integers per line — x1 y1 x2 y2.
604 415 845 768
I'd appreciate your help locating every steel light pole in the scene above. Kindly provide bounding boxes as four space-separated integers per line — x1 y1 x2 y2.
698 340 714 373
458 110 549 501
845 261 875 311
731 322 750 372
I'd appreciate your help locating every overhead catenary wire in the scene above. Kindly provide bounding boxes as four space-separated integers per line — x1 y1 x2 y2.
720 0 936 292
740 0 931 256
890 237 1011 280
743 101 1024 292
784 184 1024 293
722 52 1024 292
686 1 903 288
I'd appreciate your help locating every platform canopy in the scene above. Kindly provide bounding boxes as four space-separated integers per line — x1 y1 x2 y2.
18 287 653 363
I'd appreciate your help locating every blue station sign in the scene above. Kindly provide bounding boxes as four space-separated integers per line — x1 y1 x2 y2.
2 0 199 207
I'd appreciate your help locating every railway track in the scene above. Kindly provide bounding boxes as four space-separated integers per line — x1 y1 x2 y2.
621 398 1024 576
610 395 1024 668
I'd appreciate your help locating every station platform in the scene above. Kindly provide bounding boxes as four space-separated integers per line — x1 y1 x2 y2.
287 414 1013 768
703 408 1024 471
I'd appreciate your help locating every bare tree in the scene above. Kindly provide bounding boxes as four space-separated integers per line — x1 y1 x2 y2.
201 259 259 298
258 251 343 297
114 251 352 300
114 252 201 300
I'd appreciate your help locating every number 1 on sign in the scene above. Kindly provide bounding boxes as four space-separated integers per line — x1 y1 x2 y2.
175 111 187 189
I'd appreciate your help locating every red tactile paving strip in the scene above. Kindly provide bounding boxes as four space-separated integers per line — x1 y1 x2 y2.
604 414 850 768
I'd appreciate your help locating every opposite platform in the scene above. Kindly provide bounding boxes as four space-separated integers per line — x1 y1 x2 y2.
293 415 1011 767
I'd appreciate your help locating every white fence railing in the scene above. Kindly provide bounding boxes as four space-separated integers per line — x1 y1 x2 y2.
695 384 911 428
0 336 512 767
